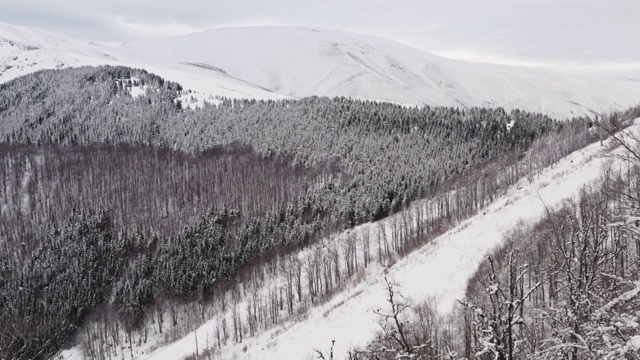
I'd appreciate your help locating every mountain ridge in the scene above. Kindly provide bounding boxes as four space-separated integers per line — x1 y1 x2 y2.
2 20 640 118
120 25 640 118
0 21 287 102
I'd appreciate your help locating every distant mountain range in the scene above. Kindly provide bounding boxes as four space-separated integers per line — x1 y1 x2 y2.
2 21 640 118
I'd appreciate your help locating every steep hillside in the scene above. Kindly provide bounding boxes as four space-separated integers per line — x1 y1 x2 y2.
3 20 640 360
121 26 640 118
136 120 640 360
3 65 580 360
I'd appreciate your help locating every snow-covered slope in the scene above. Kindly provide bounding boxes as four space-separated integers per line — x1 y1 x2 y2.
135 121 640 360
0 21 120 80
2 21 639 118
122 26 640 118
0 21 286 102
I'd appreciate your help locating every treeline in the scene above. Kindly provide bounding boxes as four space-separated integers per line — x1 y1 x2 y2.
351 119 640 360
166 97 561 226
0 66 183 146
0 66 565 228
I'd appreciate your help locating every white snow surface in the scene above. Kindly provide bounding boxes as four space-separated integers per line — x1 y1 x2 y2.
2 21 640 118
121 26 640 119
0 21 287 103
133 123 640 360
0 21 119 77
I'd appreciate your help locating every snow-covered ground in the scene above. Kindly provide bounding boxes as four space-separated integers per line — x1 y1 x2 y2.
0 21 287 103
0 21 120 78
2 21 640 119
136 121 640 360
121 26 640 119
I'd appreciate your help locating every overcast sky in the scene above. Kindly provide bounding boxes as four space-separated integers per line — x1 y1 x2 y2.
1 0 639 69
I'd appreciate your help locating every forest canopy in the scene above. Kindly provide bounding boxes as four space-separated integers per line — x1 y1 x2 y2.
0 65 625 359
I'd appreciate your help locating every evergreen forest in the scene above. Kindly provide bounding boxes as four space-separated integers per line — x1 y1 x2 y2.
1 65 638 359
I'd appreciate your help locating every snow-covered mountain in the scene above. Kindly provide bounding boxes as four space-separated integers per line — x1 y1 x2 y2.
121 26 640 118
0 21 286 102
0 21 121 80
5 20 640 360
2 21 639 119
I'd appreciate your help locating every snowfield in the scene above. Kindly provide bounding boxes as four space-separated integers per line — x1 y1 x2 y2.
0 21 120 79
128 123 640 360
2 21 640 119
0 21 287 104
121 26 640 119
